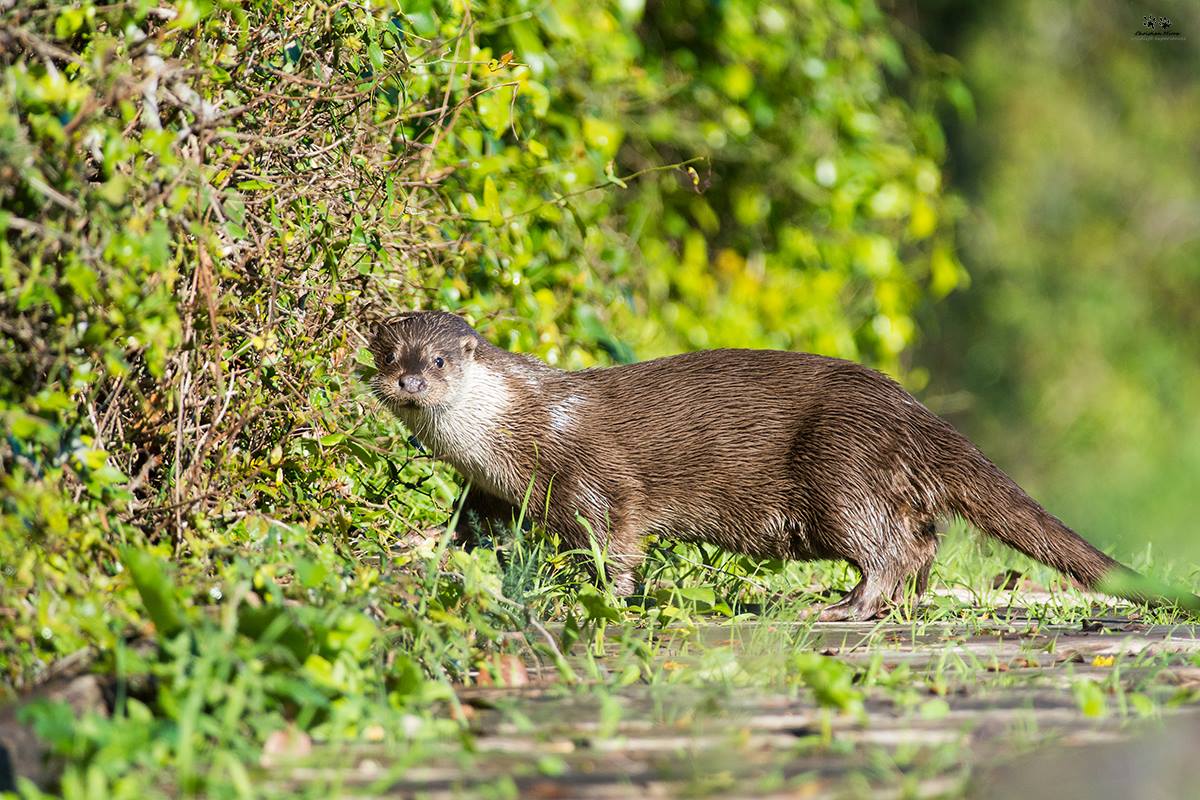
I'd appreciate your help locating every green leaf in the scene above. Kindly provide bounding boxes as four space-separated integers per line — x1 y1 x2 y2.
577 585 621 623
674 586 716 605
17 700 77 753
294 558 329 589
389 653 425 700
560 610 581 652
236 179 273 191
604 160 627 189
320 612 378 660
789 652 864 714
1073 679 1108 718
483 176 503 225
583 117 622 157
368 42 386 73
302 653 336 689
121 548 185 637
237 605 313 663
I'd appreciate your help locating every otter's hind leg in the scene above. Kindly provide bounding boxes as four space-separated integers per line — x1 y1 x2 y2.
814 517 940 622
889 522 941 609
890 550 937 604
816 568 896 621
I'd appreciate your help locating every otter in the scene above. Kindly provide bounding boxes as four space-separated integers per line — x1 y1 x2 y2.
368 310 1194 620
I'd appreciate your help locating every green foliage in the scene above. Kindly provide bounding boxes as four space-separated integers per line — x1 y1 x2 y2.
918 0 1200 566
607 0 965 363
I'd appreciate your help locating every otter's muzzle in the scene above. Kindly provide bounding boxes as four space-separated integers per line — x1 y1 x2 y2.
398 374 427 395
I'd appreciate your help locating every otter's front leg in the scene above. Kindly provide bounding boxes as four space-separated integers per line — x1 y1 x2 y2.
604 517 647 597
584 512 646 598
452 486 518 550
545 497 646 597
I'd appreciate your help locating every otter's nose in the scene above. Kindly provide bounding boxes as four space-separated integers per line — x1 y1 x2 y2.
399 374 427 394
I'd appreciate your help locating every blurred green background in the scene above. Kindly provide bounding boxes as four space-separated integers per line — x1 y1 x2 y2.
907 0 1200 569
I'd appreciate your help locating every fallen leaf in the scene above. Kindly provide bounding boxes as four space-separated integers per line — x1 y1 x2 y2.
261 725 312 768
476 654 529 687
449 702 477 722
526 780 572 799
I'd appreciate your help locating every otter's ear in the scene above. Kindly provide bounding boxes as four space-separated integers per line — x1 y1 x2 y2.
460 336 477 357
371 319 396 347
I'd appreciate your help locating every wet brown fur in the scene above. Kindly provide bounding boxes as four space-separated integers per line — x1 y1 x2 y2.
369 311 1191 620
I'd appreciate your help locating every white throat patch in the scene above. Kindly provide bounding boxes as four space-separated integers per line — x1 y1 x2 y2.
400 360 513 491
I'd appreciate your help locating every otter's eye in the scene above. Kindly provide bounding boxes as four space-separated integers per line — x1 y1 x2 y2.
433 356 445 369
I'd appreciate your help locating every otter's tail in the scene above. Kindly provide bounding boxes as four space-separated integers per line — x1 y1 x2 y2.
944 446 1198 612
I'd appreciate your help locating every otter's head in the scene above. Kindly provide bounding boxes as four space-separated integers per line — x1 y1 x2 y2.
369 311 482 411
